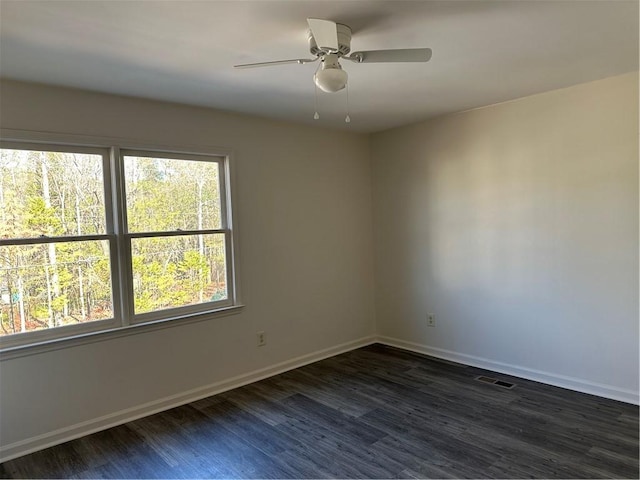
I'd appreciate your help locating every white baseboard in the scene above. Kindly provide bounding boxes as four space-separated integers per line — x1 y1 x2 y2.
4 334 635 463
377 335 639 405
0 335 376 463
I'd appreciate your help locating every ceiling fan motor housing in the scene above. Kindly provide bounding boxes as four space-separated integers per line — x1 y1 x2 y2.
308 23 352 56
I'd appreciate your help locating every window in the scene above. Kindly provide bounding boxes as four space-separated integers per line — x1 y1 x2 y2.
0 142 239 350
122 151 233 320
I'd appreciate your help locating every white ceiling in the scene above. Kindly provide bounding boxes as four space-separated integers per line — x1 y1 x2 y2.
0 0 637 133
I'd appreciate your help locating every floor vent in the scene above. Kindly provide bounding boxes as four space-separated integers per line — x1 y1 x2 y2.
474 375 515 389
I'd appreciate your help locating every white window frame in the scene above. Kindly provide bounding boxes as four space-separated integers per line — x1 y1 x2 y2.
118 148 236 324
0 138 241 354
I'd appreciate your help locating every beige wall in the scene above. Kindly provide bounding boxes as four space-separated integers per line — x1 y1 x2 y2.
372 72 639 401
0 80 375 453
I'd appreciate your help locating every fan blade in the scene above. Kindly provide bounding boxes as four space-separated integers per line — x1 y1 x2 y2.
307 18 339 53
345 48 432 63
234 58 318 69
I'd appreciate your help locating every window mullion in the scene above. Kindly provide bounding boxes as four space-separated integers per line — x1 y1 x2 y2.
219 159 230 230
0 234 110 247
101 149 125 331
110 147 134 326
223 230 235 304
127 229 226 239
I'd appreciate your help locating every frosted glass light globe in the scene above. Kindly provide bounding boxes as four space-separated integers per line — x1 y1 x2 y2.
314 68 348 93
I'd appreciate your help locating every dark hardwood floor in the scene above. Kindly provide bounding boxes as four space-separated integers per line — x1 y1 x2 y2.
1 344 638 479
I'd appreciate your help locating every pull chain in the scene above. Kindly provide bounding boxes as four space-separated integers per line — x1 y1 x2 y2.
314 83 320 120
313 63 321 120
345 82 351 123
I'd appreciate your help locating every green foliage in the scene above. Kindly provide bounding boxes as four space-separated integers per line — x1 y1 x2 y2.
1 151 227 335
25 197 62 236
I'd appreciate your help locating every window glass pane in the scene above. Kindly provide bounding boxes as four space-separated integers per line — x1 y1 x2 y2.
0 149 106 239
124 156 222 233
0 240 113 336
131 234 227 314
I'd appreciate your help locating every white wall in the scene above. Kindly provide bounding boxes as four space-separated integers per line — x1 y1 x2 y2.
372 72 639 403
0 80 376 456
1 71 638 460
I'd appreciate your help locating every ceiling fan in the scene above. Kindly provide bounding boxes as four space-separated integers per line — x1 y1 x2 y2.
234 18 432 94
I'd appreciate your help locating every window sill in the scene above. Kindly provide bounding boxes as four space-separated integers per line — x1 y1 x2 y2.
0 304 245 361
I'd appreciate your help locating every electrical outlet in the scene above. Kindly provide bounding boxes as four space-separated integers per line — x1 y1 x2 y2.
427 314 436 327
257 331 266 346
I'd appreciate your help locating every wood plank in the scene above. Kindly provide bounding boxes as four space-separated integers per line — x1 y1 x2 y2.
1 344 637 479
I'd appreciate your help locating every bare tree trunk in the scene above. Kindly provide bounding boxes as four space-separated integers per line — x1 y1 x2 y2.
41 154 61 326
75 185 87 320
0 164 5 224
197 179 204 302
18 273 26 332
78 265 86 320
5 276 15 333
45 265 54 328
